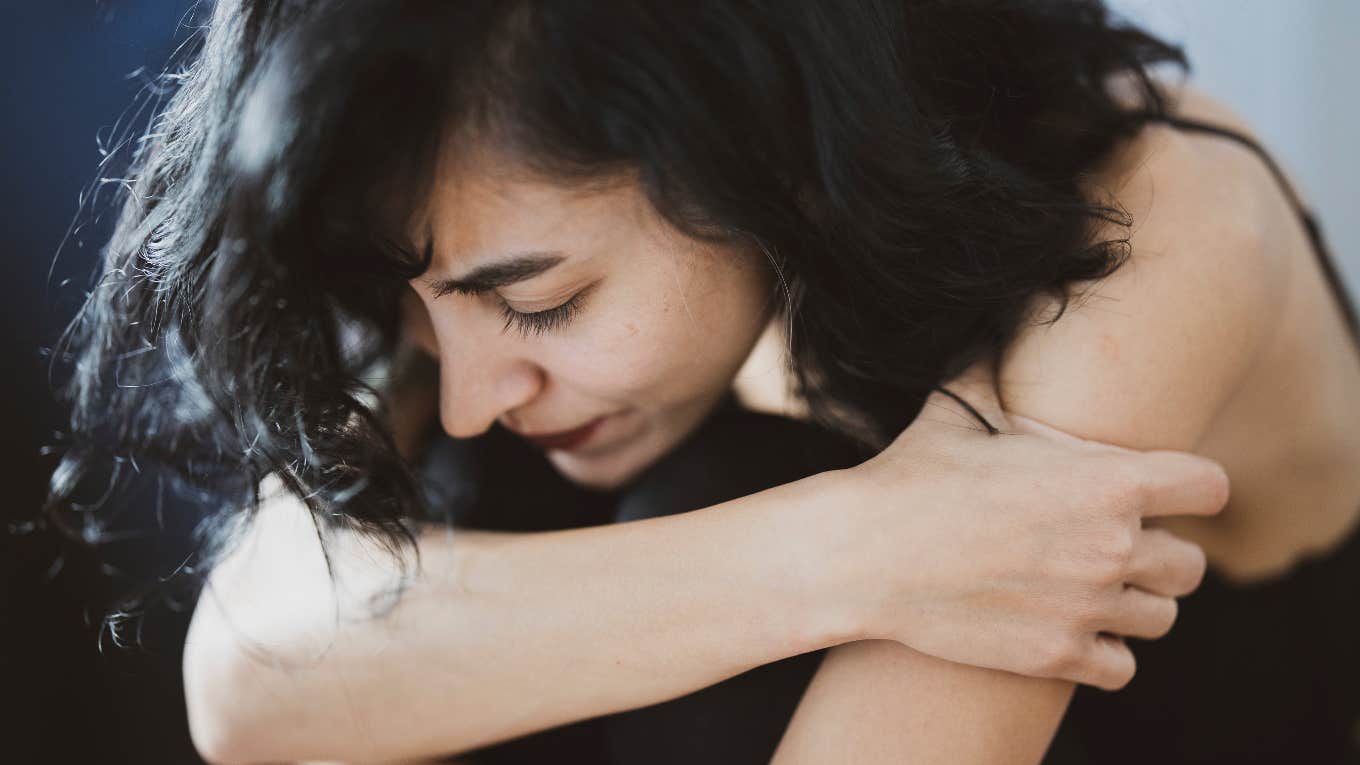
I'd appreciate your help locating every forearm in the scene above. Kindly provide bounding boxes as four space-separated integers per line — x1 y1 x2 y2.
773 641 1073 764
186 379 1227 764
184 471 853 764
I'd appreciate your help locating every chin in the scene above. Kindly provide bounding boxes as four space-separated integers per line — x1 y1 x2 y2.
546 448 650 491
546 425 681 491
545 396 730 492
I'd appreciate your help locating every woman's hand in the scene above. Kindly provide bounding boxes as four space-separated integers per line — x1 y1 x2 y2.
814 364 1227 691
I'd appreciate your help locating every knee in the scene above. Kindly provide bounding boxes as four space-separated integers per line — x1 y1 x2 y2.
614 401 864 523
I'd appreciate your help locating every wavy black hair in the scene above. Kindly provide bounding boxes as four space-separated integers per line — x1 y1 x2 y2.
46 0 1188 624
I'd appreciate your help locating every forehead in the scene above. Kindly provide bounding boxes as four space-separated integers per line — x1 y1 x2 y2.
411 144 655 267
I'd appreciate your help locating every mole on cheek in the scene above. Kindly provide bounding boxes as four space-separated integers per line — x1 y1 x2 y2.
625 322 639 336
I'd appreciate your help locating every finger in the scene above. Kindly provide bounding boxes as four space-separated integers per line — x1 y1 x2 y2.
1078 634 1137 691
1126 527 1208 597
1103 586 1178 641
1133 451 1231 519
1005 414 1230 518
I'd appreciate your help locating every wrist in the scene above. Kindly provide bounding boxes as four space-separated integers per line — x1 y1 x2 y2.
777 468 875 651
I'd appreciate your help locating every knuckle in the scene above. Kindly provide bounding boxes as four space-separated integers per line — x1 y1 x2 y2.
1151 598 1179 639
1069 588 1111 629
1028 643 1060 677
1088 557 1124 589
1036 634 1082 678
1109 528 1136 565
1100 459 1146 505
1090 529 1135 584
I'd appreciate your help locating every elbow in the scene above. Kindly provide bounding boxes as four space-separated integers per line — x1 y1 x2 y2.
183 653 251 765
183 622 253 765
182 596 284 765
187 721 249 765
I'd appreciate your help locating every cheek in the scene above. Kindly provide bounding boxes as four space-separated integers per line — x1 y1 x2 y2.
549 290 754 404
544 319 680 399
528 289 683 401
537 247 771 406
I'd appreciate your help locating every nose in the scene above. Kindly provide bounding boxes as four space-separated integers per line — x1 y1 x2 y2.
435 334 544 439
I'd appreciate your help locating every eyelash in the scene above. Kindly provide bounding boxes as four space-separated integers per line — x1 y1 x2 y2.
497 292 586 338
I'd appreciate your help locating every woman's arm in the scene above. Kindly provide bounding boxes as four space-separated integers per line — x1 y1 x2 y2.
775 641 1074 764
771 384 1210 765
771 97 1284 764
184 380 1223 765
184 470 846 764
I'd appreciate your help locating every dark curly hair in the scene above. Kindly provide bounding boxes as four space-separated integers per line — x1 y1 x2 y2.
45 0 1188 625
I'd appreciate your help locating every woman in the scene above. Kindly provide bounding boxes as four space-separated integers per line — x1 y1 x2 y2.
47 0 1357 762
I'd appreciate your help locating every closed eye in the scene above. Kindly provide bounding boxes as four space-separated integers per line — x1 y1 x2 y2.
496 285 594 338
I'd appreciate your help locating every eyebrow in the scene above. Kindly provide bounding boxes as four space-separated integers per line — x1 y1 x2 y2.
424 251 567 298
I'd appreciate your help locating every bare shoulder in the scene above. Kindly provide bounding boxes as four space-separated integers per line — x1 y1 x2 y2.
996 81 1293 451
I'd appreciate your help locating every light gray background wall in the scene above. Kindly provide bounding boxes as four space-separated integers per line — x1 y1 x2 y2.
1107 0 1359 296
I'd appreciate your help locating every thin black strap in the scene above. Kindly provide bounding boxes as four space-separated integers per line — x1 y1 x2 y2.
1135 113 1360 353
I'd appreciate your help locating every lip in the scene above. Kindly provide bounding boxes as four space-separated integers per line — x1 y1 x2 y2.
516 416 608 451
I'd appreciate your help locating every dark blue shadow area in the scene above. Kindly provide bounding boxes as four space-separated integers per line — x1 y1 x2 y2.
1 3 206 762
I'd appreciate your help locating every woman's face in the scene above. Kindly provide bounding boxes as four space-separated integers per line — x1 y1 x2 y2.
402 148 776 490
